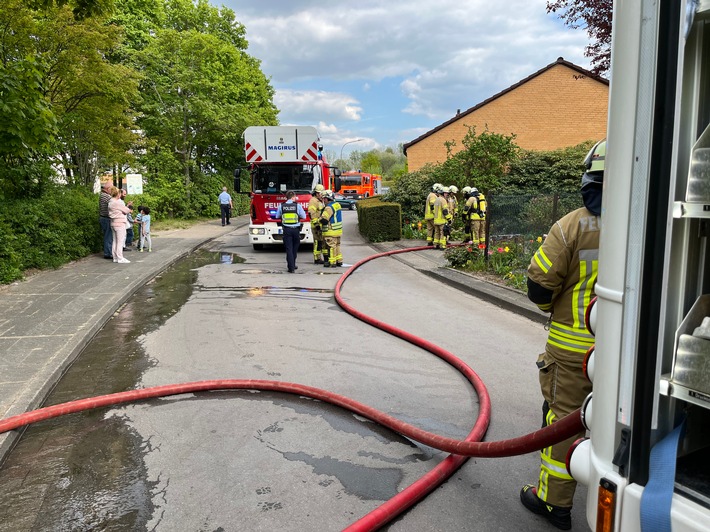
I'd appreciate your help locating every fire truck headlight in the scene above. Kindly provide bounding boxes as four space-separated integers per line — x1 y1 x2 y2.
250 228 266 235
581 392 593 431
583 346 595 383
566 437 591 486
585 296 597 335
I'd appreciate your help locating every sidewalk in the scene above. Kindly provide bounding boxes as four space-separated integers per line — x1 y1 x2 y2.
0 219 244 459
0 220 544 462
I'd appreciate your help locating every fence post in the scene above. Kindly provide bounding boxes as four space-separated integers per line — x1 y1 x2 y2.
551 193 559 227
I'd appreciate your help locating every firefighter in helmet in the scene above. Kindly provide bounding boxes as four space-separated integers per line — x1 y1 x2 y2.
448 185 459 221
432 185 449 249
320 189 343 267
463 187 487 246
424 183 443 246
461 186 473 241
520 139 605 531
308 184 326 264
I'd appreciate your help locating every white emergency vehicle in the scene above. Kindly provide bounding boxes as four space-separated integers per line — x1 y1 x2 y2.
566 1 710 530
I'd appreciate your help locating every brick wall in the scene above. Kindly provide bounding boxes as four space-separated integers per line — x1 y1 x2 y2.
406 64 609 172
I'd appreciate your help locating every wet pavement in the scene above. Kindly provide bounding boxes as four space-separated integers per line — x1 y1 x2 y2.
0 215 554 531
0 221 243 461
0 216 545 464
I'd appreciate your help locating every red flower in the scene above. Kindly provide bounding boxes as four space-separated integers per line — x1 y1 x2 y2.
478 243 485 249
466 247 473 252
497 247 504 253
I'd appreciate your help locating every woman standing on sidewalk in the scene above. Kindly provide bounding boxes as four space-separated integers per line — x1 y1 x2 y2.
108 187 132 264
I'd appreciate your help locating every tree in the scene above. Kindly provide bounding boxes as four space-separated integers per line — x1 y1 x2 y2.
451 126 519 193
546 0 613 75
130 0 277 213
29 0 115 19
33 5 141 186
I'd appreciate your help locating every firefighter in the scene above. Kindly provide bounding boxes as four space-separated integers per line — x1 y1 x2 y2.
461 186 473 242
464 187 486 245
448 185 459 220
442 186 454 246
432 186 449 249
424 183 442 246
308 184 326 264
520 139 605 531
320 190 343 267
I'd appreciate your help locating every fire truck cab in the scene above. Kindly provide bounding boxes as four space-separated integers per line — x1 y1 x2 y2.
339 171 382 199
235 126 340 250
566 1 710 530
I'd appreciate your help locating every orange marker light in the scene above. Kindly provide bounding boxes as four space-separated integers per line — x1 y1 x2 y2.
596 478 616 532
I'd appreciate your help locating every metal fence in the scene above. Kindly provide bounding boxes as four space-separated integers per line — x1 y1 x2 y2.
486 193 583 241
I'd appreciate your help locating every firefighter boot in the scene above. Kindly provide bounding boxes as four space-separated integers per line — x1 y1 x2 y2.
520 485 571 530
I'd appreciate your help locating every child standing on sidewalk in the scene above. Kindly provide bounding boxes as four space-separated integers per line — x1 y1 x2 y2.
138 206 152 252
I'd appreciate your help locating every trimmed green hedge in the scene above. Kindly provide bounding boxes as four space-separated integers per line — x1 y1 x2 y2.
356 196 402 242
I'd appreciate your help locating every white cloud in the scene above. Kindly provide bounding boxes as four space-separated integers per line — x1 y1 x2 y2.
275 89 362 122
221 0 593 148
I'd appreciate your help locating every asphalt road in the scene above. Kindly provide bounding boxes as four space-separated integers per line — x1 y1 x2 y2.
0 211 588 531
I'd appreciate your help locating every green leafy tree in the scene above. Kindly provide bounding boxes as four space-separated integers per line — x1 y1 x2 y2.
29 0 115 19
451 126 519 193
132 1 276 213
35 6 140 186
360 152 382 174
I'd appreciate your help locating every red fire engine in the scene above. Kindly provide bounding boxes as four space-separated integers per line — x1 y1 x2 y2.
234 126 341 250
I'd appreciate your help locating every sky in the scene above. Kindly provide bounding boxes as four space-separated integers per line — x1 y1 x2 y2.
219 0 591 159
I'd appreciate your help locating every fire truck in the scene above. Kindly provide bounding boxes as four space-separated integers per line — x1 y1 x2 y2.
565 0 710 530
339 171 382 199
234 126 341 250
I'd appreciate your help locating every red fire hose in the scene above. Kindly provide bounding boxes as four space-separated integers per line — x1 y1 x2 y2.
0 244 583 531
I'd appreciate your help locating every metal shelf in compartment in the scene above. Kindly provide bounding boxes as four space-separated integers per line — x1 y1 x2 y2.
660 295 710 410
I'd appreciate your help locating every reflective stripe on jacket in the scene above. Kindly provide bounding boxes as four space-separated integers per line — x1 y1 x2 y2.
308 196 323 225
433 196 448 225
322 202 343 236
424 192 437 220
528 207 600 362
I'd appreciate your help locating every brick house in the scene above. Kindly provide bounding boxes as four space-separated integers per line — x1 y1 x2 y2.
403 57 609 172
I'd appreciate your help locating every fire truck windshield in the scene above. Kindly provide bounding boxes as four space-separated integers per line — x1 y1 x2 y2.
340 174 362 186
253 164 314 194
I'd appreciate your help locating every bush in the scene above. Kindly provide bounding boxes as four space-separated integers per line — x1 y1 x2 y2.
357 197 402 242
0 185 101 283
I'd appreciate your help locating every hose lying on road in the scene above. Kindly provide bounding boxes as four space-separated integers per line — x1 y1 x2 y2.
0 244 582 531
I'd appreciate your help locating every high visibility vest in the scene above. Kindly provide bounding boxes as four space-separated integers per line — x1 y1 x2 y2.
281 202 299 225
322 202 343 236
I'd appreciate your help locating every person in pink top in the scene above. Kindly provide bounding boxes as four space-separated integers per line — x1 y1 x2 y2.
108 186 132 263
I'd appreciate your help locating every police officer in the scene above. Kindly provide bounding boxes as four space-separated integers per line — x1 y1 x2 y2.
308 184 326 264
520 139 605 531
275 190 307 273
320 190 343 267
